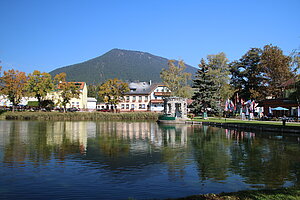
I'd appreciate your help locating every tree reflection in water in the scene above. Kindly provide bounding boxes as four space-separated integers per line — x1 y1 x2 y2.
1 120 300 190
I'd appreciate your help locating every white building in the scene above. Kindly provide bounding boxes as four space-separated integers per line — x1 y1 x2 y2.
87 97 97 111
118 81 171 112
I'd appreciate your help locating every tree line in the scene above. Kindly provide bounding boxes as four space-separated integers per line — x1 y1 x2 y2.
0 69 80 112
1 44 299 114
160 44 300 115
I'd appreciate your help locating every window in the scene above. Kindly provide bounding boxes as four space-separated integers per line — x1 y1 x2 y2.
139 96 142 101
131 104 135 109
139 104 142 109
121 104 124 109
77 102 79 105
126 104 129 109
142 104 145 109
133 96 136 101
145 96 148 101
126 96 130 101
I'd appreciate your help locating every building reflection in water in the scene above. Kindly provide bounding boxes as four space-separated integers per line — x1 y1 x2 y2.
95 121 189 148
46 121 91 154
1 121 300 189
225 129 255 141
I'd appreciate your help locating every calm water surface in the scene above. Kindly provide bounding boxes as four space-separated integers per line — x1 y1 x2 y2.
0 120 300 199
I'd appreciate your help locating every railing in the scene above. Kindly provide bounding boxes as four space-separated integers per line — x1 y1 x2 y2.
154 92 171 96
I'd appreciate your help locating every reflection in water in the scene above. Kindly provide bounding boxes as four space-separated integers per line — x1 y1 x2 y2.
0 121 300 199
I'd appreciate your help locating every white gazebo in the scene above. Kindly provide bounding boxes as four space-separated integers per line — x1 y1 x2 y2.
163 97 188 119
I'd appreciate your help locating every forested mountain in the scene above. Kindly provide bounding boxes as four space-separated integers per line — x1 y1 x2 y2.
49 49 197 84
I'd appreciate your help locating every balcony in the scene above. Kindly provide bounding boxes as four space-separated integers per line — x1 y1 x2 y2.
154 92 171 96
150 99 164 103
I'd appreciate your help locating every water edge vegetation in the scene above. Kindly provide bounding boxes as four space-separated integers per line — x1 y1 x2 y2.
168 187 300 200
2 111 160 121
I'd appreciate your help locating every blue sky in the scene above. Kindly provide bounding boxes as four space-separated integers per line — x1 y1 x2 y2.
0 0 299 74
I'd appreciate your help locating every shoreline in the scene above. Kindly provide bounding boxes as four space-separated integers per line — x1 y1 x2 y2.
167 187 300 200
200 121 300 134
192 118 300 134
2 112 300 133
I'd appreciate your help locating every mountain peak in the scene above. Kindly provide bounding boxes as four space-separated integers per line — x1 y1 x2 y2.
49 49 196 85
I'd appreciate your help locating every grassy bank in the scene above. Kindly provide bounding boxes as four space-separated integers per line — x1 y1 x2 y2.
193 117 300 127
3 111 160 121
170 187 300 200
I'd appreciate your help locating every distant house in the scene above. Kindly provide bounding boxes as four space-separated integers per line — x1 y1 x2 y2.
258 98 299 117
96 102 107 110
87 97 97 111
48 82 88 110
118 81 171 112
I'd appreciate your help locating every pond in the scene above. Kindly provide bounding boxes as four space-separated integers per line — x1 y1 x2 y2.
0 120 300 199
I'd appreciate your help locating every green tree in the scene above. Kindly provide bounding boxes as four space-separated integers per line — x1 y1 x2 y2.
289 78 300 105
192 59 218 114
54 73 81 112
26 70 54 108
1 69 27 111
160 60 192 98
206 52 233 110
87 84 103 102
290 48 300 73
230 48 267 100
260 44 293 98
98 78 129 110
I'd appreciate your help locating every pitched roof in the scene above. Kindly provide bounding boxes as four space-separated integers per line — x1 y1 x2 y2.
124 82 167 95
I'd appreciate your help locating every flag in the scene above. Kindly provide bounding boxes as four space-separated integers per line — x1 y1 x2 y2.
224 99 228 111
298 106 300 118
230 100 235 111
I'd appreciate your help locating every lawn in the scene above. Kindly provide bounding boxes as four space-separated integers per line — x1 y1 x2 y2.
193 117 300 127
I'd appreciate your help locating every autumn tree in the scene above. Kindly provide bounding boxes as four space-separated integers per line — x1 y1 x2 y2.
54 73 81 112
26 70 54 108
192 59 218 114
230 48 267 100
160 60 192 98
98 78 129 110
206 52 233 103
260 44 293 98
1 69 27 111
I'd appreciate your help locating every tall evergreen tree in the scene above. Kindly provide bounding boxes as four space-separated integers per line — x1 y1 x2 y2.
192 59 218 114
